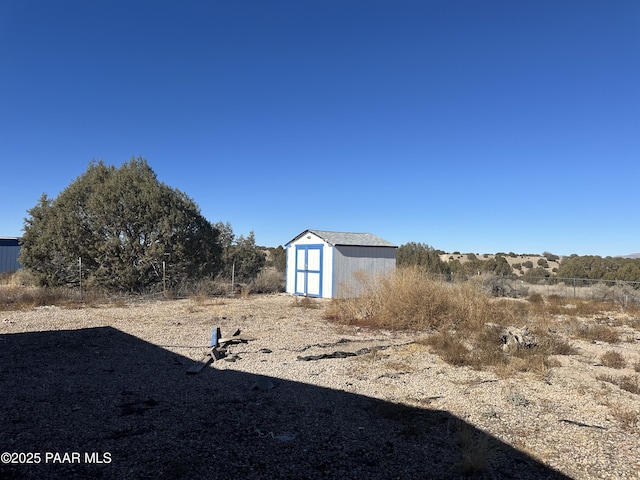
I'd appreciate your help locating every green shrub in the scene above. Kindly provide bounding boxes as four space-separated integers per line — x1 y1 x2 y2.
493 256 513 276
522 267 550 282
397 242 450 274
21 158 222 292
265 246 286 272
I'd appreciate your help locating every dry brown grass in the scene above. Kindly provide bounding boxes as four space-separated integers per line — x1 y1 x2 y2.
452 418 493 475
249 268 285 294
527 293 544 305
534 295 631 320
291 296 320 309
327 268 579 376
597 373 640 395
619 375 640 394
0 285 88 311
572 323 620 343
572 299 617 316
607 402 639 432
326 268 509 331
187 294 228 307
422 331 475 367
188 293 210 306
600 350 627 369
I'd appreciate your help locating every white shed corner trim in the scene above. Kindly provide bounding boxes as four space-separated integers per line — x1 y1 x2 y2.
285 229 397 299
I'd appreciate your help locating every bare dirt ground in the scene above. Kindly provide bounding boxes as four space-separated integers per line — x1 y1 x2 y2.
1 294 639 479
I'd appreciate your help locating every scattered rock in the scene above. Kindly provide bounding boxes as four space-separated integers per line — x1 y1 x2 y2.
501 326 536 353
506 391 530 407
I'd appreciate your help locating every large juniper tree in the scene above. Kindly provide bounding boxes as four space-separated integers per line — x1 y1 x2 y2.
20 158 222 292
396 242 450 274
213 221 265 282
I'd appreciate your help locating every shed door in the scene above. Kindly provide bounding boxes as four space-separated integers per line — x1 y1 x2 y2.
295 245 322 297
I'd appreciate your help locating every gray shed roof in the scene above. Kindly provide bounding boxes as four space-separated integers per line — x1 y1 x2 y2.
288 229 397 248
0 237 21 246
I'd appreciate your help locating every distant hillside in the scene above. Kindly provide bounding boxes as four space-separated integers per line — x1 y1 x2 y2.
621 253 640 259
439 252 559 276
434 251 640 282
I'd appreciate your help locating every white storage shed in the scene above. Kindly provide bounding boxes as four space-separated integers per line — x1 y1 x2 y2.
285 229 397 299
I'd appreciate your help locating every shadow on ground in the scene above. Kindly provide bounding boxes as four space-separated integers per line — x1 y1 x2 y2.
0 327 570 479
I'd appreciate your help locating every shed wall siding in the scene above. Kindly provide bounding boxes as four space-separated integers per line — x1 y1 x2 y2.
285 245 295 294
332 246 396 298
0 245 21 273
323 246 333 298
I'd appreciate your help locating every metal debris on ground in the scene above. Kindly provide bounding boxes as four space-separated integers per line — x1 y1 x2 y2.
297 345 390 361
187 327 251 374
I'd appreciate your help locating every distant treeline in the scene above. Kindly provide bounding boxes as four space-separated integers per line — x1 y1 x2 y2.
555 255 640 283
397 242 515 277
397 243 640 283
396 242 451 274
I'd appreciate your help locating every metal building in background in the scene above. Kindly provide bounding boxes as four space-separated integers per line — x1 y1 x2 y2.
285 229 397 299
0 237 22 274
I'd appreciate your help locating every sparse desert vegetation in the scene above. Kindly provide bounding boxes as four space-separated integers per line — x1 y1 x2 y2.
325 267 638 380
1 266 640 478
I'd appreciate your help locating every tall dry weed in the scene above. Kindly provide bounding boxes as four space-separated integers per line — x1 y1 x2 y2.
326 267 505 332
249 269 285 294
607 402 639 432
597 373 640 395
573 323 620 343
450 418 492 475
0 286 85 311
600 350 626 369
328 268 579 374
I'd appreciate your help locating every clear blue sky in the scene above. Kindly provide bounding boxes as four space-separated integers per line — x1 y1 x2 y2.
1 1 638 256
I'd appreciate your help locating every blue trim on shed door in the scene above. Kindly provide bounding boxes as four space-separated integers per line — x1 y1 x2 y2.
294 244 323 297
